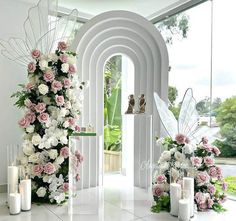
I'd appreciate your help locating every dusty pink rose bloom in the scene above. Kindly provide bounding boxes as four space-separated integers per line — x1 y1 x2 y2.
156 175 166 184
208 167 218 178
190 156 202 168
216 166 223 179
68 117 76 126
201 136 208 144
152 184 164 197
31 49 41 59
204 156 214 167
55 95 65 106
63 78 72 88
68 64 76 74
37 112 49 123
175 133 188 144
32 164 44 175
195 192 205 204
75 150 84 163
203 143 213 152
62 183 69 192
26 82 34 91
207 198 214 208
58 41 68 51
60 146 69 158
44 162 56 174
25 112 36 123
207 184 216 195
35 103 46 113
212 146 221 156
75 125 80 132
43 70 55 82
51 80 63 93
28 62 36 73
18 117 30 128
59 54 68 63
196 171 210 186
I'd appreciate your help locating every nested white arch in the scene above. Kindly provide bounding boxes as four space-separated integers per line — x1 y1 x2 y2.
72 10 169 188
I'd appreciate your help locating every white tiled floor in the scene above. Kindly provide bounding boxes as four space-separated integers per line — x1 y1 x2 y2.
0 174 235 221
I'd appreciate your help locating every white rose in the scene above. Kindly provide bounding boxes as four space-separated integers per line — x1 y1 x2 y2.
183 144 195 155
65 101 72 109
32 134 42 146
43 175 50 183
44 140 51 149
60 136 68 144
175 161 181 168
28 153 40 163
159 162 169 173
38 84 49 95
39 60 48 70
170 148 177 154
59 108 67 118
48 53 58 62
171 168 180 181
51 137 58 147
55 156 64 165
174 151 185 162
63 121 69 128
162 151 171 161
36 187 46 197
20 156 28 165
22 140 35 156
26 125 35 133
61 63 69 73
42 96 51 105
48 149 58 160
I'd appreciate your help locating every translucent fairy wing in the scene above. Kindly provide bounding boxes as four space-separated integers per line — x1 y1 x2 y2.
24 0 58 53
178 88 199 138
154 92 178 139
0 38 31 66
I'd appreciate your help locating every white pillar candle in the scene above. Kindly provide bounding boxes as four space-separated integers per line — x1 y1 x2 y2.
9 193 21 215
183 177 194 217
178 199 190 221
170 183 181 216
20 179 31 211
7 166 18 203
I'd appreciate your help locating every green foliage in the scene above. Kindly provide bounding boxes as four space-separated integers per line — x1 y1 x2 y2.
216 176 236 196
168 86 178 105
11 84 29 108
104 125 121 151
214 140 236 157
196 97 210 115
156 13 189 44
151 195 170 213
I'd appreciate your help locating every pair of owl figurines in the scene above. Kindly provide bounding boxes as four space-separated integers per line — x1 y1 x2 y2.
125 94 146 114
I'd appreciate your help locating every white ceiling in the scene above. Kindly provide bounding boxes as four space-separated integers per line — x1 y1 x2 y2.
58 0 189 18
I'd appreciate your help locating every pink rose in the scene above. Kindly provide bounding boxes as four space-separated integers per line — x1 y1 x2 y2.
190 156 202 168
203 144 213 152
175 133 188 144
216 166 223 179
44 162 56 174
195 192 205 204
27 62 36 73
63 78 72 88
208 167 218 178
196 171 210 186
26 82 34 91
37 112 49 123
75 150 83 163
60 146 69 158
18 117 30 128
25 112 36 123
222 181 228 191
43 70 55 82
55 95 65 106
152 184 164 197
68 64 76 74
58 41 68 51
51 80 63 93
32 165 44 175
204 156 214 167
207 184 216 195
75 125 80 132
212 146 221 156
31 49 41 59
201 136 208 144
207 198 214 208
62 183 69 192
156 175 166 184
68 117 76 126
59 54 68 63
35 103 46 113
25 100 36 111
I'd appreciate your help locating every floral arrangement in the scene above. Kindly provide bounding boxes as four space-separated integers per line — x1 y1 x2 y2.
152 134 227 213
12 42 85 204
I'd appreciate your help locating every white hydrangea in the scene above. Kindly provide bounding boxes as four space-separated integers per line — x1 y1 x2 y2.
22 140 35 156
159 162 170 173
38 84 49 95
32 134 42 146
161 150 171 161
183 143 196 155
36 187 47 197
174 151 185 162
48 149 58 160
39 59 48 70
55 156 64 165
28 153 41 163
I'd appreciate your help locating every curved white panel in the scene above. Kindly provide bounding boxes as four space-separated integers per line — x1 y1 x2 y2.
72 10 169 188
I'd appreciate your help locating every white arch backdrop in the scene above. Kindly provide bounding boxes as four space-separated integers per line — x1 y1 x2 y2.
71 10 169 189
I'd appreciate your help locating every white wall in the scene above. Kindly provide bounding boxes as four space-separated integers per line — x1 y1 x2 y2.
0 0 34 185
